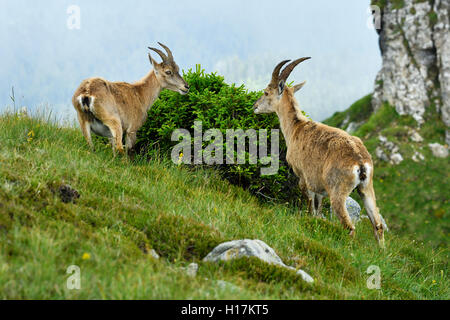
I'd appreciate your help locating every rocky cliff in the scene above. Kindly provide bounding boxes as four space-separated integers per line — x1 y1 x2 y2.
371 0 449 138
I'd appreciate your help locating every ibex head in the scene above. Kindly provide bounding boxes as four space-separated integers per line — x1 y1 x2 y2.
148 42 190 95
254 57 310 114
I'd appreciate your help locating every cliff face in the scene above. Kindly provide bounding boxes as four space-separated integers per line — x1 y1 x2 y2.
372 0 449 130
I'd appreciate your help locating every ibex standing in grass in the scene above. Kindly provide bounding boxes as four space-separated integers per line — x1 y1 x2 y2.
72 43 190 155
254 59 385 246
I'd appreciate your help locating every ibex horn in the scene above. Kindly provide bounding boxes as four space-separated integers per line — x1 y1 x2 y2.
157 42 174 62
279 57 311 82
148 46 168 64
270 60 291 88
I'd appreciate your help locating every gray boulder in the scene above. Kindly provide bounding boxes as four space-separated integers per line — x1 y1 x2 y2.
203 239 314 283
330 197 361 223
330 197 389 232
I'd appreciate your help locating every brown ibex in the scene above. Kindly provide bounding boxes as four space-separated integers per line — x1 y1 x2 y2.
254 58 385 246
72 43 190 155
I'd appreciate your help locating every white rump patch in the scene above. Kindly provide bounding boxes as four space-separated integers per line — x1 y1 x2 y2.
363 163 372 186
352 165 361 190
77 95 83 106
77 95 95 112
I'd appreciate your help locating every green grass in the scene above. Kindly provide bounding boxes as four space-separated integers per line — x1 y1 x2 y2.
0 112 448 299
324 94 373 130
371 0 405 10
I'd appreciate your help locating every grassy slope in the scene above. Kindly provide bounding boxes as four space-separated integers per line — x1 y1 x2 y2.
0 112 448 299
325 97 449 248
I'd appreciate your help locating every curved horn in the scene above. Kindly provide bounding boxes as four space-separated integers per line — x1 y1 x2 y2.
279 57 311 82
148 46 168 63
269 60 291 88
158 42 174 61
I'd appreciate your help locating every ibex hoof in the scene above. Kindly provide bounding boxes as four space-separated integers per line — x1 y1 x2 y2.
349 229 356 238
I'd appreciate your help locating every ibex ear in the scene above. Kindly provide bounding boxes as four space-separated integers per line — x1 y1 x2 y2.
278 80 285 96
148 53 159 74
293 81 306 93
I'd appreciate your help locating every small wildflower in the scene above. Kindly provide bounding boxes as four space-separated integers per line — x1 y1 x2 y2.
27 130 35 143
432 280 437 285
82 253 91 260
177 152 184 166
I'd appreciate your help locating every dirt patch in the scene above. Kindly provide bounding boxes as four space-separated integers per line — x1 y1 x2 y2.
59 184 80 204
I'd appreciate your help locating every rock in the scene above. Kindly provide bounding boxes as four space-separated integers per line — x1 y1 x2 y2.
330 197 361 223
384 141 397 153
345 197 362 222
378 135 388 144
293 269 314 283
446 130 450 146
185 263 198 278
377 136 403 165
342 115 350 128
331 197 390 232
203 239 314 283
433 0 450 127
409 130 424 143
58 184 80 204
412 151 425 162
376 147 389 162
346 122 363 134
372 0 449 126
149 249 160 260
390 153 404 165
428 143 449 158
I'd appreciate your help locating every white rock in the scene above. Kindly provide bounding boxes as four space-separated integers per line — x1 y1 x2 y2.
390 153 404 165
185 263 199 278
384 141 397 152
330 197 361 223
203 240 314 283
149 249 160 260
412 151 425 162
346 122 363 134
409 130 424 143
378 135 388 144
446 131 450 146
376 147 390 162
296 270 314 283
342 115 350 128
429 143 449 158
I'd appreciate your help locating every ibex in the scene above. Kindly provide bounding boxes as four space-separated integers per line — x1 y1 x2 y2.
72 43 190 155
254 59 385 246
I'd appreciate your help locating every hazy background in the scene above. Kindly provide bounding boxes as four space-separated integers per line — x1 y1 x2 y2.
0 0 381 122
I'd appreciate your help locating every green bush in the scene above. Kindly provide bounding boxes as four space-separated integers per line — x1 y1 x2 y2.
136 65 300 204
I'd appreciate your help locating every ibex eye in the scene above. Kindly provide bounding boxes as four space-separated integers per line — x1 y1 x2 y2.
166 71 172 75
